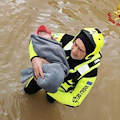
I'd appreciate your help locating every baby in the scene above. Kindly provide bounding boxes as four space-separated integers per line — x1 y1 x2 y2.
21 25 69 93
36 25 52 39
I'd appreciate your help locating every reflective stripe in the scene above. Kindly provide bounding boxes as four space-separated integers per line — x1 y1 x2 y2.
77 58 100 75
94 59 100 64
78 64 89 75
77 62 100 80
64 41 73 50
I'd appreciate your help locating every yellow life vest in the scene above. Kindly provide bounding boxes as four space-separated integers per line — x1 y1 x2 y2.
51 33 102 92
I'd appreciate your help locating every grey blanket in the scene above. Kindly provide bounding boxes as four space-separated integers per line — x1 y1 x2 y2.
21 34 69 93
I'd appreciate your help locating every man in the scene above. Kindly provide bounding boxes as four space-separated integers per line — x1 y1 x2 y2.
24 27 104 107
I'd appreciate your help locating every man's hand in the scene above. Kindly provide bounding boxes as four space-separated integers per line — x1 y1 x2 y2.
31 57 49 80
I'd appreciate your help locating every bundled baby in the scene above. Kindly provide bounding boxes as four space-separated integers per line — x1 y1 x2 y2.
21 25 69 93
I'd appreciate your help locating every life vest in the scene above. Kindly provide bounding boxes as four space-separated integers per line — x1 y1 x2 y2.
52 33 102 92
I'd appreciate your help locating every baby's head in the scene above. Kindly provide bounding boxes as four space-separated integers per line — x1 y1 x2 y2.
38 31 51 40
35 25 52 40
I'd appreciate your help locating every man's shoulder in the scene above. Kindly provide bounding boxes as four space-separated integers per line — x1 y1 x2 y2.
61 34 74 47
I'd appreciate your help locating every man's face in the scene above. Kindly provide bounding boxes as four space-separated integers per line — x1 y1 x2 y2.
71 38 87 60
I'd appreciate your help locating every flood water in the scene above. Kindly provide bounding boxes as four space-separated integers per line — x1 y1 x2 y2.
0 0 120 120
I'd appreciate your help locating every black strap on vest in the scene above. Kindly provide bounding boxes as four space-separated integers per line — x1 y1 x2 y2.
64 57 101 86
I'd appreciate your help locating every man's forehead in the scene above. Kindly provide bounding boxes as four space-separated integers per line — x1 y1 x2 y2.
75 38 86 51
76 38 82 45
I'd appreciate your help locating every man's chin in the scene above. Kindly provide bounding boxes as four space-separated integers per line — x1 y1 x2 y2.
71 54 78 60
70 54 83 60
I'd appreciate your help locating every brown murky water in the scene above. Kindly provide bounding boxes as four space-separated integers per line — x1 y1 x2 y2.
0 0 120 120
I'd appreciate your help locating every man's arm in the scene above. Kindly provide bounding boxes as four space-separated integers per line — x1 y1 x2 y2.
29 40 38 60
47 76 96 107
29 33 66 79
29 40 49 79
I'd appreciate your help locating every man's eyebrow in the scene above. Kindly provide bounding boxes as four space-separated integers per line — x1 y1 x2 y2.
76 41 85 52
78 47 85 52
